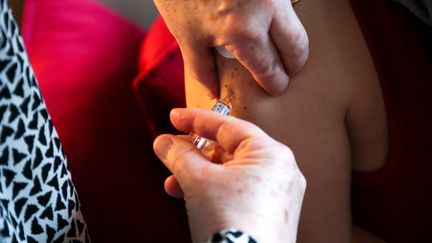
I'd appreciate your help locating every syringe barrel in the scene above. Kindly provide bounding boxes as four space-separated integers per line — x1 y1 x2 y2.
192 99 232 150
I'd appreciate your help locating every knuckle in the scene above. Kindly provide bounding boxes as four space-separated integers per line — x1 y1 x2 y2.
216 119 239 141
276 143 297 166
251 57 277 81
288 29 309 57
171 146 196 174
296 36 309 59
218 13 262 43
300 174 307 191
216 3 242 25
216 0 248 17
287 27 304 44
284 146 296 162
222 16 252 40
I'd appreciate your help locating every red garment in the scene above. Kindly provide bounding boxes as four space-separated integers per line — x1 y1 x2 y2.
351 0 432 242
23 0 190 242
134 1 432 242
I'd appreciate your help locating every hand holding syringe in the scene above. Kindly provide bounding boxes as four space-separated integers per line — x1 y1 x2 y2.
153 108 306 243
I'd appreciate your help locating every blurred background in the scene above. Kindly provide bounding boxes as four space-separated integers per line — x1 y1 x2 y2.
8 0 159 29
100 0 158 28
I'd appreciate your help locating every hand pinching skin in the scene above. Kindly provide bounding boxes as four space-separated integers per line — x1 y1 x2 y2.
153 0 309 97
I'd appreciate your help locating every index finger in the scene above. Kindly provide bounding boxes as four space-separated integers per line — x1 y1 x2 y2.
180 41 220 98
270 2 309 76
170 108 268 154
224 34 290 96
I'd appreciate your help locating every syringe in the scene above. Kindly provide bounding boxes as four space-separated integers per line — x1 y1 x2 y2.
192 95 232 150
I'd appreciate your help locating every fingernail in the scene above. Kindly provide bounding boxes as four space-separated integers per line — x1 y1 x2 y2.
170 109 181 119
154 136 173 160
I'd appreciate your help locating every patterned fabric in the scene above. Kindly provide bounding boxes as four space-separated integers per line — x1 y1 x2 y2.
207 228 258 243
392 0 432 26
0 0 89 242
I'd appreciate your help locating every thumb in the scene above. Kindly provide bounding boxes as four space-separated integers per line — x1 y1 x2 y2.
153 134 214 184
179 42 220 98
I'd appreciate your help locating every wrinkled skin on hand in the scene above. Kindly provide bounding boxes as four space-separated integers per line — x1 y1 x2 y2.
153 108 307 243
153 0 309 97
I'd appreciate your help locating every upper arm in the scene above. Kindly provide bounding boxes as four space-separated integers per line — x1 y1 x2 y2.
185 0 387 242
185 55 353 243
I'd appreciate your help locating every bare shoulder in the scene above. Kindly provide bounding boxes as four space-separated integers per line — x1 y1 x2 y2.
185 0 387 241
293 0 388 172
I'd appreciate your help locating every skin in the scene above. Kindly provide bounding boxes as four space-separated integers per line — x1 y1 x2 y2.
153 108 307 243
185 0 388 242
153 0 309 97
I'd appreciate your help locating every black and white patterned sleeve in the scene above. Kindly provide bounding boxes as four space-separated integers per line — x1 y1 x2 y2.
0 0 89 242
207 228 258 243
